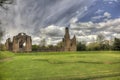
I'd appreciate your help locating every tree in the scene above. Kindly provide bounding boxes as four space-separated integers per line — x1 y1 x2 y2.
0 43 6 51
0 0 13 9
57 41 63 47
99 40 110 50
0 27 3 42
32 44 39 51
0 0 14 50
86 42 100 51
39 39 46 47
77 42 86 51
113 38 120 51
0 0 14 42
97 34 105 42
96 34 111 50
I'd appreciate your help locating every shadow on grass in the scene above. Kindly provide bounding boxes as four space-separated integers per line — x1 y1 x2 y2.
42 73 120 80
69 56 86 58
33 59 120 64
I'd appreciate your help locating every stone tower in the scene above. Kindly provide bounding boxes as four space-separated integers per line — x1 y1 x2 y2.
63 27 77 51
64 27 71 51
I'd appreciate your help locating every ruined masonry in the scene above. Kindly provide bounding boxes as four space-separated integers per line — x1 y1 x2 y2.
5 33 32 52
5 27 76 52
62 27 77 51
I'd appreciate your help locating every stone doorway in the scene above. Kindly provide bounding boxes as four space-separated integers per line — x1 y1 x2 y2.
19 39 26 52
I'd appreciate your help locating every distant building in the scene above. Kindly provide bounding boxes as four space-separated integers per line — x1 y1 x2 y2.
62 27 77 51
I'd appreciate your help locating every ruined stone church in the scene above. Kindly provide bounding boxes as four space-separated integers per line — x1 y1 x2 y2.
5 27 76 52
62 27 77 51
5 33 32 52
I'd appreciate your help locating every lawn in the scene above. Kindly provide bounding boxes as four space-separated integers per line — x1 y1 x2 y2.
0 51 120 80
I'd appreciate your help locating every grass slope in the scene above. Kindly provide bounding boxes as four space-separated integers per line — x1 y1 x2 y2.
0 51 14 59
0 51 120 80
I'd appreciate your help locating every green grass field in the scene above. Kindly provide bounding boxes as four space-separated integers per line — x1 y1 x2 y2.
0 51 120 80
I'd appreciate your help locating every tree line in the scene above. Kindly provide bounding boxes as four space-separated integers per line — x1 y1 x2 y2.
32 36 120 51
77 37 120 51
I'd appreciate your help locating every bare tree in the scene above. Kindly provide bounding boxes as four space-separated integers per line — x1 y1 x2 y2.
0 27 3 41
97 34 105 42
39 39 46 47
0 0 14 42
0 0 13 9
0 0 14 51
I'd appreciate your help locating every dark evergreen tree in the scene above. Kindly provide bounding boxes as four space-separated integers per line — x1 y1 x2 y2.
113 38 120 51
32 45 39 51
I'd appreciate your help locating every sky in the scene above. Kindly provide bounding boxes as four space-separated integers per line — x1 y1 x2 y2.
0 0 120 45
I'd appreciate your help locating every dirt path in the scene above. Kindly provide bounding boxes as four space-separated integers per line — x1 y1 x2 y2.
0 57 13 62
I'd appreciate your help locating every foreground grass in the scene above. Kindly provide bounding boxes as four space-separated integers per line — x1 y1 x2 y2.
0 51 120 80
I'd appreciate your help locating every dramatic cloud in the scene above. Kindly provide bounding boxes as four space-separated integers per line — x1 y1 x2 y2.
39 25 65 45
0 0 96 44
0 0 120 45
33 18 120 45
40 25 64 37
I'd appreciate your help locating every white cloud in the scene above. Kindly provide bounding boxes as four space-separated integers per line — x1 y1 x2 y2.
38 25 65 45
104 12 111 19
104 0 118 2
84 6 88 11
92 15 103 20
95 9 104 14
40 25 64 37
92 12 111 21
77 35 97 44
70 21 95 30
70 17 78 23
32 37 41 45
103 0 119 4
